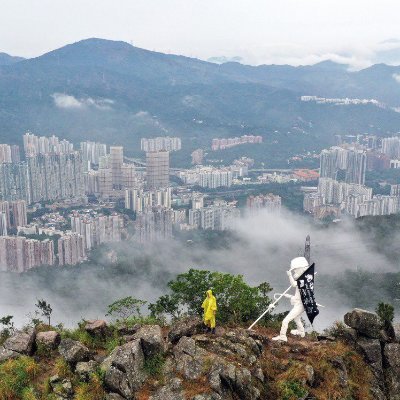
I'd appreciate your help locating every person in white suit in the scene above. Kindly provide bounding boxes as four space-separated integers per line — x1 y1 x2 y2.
272 256 309 342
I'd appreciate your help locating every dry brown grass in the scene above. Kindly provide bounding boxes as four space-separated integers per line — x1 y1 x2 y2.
257 329 374 400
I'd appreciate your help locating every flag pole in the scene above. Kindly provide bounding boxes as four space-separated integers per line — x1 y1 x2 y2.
248 285 292 330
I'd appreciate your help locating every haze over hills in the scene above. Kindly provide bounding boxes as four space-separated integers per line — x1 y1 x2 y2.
1 38 400 164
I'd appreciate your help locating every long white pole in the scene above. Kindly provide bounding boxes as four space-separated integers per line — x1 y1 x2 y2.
248 285 292 330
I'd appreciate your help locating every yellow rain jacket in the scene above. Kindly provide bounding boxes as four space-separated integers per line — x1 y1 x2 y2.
202 289 217 328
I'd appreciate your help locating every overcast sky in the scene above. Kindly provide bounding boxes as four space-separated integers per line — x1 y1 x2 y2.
1 0 400 68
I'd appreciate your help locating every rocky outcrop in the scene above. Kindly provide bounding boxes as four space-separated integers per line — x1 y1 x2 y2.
343 308 400 400
134 324 165 358
3 329 36 355
59 338 91 365
344 308 384 339
168 316 204 343
103 339 147 398
149 377 185 400
85 320 108 337
75 360 99 382
36 331 61 350
0 329 36 362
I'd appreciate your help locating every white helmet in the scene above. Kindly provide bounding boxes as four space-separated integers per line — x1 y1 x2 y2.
289 257 309 280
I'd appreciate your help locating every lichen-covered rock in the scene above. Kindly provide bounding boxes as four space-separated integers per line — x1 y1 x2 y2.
85 320 108 337
355 337 383 382
75 360 98 382
384 343 400 399
0 347 20 362
168 316 203 343
103 339 146 398
134 324 165 358
173 336 208 380
36 331 61 350
209 360 261 400
3 329 36 355
344 308 384 339
59 339 91 365
52 378 73 399
149 377 185 400
117 323 141 336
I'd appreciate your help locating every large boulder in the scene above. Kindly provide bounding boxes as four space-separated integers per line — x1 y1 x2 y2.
85 320 108 337
344 309 384 339
209 359 261 400
0 347 20 363
36 331 61 350
134 325 165 358
168 317 203 343
75 360 98 382
3 329 36 355
59 339 91 365
103 339 147 398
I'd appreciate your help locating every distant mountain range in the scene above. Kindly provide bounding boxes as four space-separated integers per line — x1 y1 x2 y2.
1 38 400 166
0 52 25 65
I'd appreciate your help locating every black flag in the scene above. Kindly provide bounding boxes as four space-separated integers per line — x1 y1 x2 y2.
296 263 319 324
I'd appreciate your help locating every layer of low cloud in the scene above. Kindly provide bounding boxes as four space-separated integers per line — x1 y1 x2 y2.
0 209 397 332
393 74 400 84
52 93 114 110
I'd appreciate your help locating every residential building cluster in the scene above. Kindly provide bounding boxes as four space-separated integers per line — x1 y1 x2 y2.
304 140 400 219
0 200 27 235
246 194 282 215
80 141 107 170
178 166 233 188
70 211 124 250
141 137 181 152
0 235 55 272
211 135 262 150
189 200 240 231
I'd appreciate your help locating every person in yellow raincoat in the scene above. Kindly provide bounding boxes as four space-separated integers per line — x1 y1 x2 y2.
202 289 217 334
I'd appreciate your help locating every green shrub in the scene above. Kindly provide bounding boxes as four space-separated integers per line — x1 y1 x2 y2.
143 353 165 377
277 380 308 400
149 269 275 325
376 302 394 328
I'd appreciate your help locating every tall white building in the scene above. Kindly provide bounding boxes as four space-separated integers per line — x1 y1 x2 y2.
57 233 86 266
125 188 172 212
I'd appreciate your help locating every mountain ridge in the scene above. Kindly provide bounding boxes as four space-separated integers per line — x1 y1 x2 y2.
1 38 400 164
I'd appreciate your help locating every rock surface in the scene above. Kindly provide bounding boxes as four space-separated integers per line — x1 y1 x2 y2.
134 324 165 358
3 329 36 355
344 308 384 339
59 338 91 365
36 331 61 349
85 319 108 336
168 316 203 343
0 347 20 362
75 360 98 382
103 339 147 398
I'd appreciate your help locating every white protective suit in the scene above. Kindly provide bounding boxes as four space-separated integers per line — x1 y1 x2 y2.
272 257 308 342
